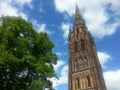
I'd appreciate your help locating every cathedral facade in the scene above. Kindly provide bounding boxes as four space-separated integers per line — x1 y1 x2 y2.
68 6 107 90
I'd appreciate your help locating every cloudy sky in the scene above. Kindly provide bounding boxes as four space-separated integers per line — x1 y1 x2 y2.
0 0 120 90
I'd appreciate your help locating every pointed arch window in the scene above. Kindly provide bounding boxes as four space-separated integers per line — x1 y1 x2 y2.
76 78 80 89
81 39 85 50
84 57 88 69
75 60 78 71
79 58 84 70
87 76 91 87
74 41 78 52
79 57 88 70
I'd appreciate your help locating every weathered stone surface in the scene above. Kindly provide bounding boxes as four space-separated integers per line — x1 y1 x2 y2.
68 5 107 90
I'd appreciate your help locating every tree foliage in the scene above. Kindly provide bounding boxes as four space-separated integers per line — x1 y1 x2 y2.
0 16 57 90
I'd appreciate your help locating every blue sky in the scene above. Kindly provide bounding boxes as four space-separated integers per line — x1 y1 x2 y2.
0 0 120 90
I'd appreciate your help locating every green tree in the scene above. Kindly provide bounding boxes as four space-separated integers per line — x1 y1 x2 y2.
0 16 57 90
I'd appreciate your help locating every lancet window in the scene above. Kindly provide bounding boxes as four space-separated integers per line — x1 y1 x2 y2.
87 76 91 87
75 60 78 71
76 78 80 89
79 57 88 70
74 41 78 52
81 39 85 50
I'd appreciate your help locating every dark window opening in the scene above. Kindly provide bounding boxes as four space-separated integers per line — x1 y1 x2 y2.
77 78 80 89
79 59 83 70
81 39 85 50
75 60 78 71
74 41 78 52
84 57 88 68
87 76 91 87
76 27 79 34
79 58 89 70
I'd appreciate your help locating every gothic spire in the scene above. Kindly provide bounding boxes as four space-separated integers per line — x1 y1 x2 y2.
74 5 85 26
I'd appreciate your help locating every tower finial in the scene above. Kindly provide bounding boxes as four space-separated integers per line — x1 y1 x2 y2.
74 4 85 26
75 4 82 21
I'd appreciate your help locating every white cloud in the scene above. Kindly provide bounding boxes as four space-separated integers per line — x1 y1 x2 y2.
105 0 120 15
61 22 71 39
0 0 32 19
0 1 18 16
85 11 119 38
19 12 28 20
54 0 75 16
104 70 120 90
51 64 68 88
50 60 68 88
32 19 53 34
55 52 67 57
38 24 53 34
56 52 62 56
54 0 120 38
53 60 65 71
98 52 111 68
38 24 46 32
13 0 32 8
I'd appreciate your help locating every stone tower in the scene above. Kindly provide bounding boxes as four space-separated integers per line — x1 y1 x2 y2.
68 5 107 90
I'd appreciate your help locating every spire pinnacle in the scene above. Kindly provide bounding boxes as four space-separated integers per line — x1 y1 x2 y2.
75 4 82 21
74 4 85 26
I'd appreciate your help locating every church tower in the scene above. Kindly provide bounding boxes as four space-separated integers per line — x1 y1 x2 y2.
68 5 107 90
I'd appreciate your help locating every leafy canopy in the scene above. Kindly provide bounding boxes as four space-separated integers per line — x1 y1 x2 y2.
0 16 57 90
